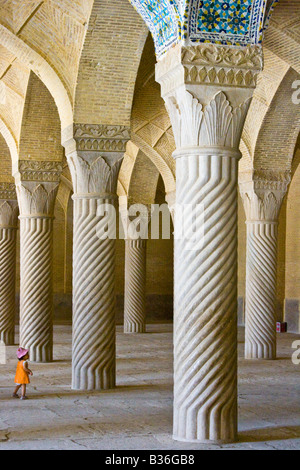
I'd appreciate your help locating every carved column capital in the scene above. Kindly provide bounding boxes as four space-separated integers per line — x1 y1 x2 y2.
239 170 291 222
156 44 261 154
0 183 18 228
0 200 19 228
13 160 62 217
63 124 130 197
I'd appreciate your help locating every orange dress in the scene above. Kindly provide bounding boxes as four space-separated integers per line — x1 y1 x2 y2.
14 360 30 385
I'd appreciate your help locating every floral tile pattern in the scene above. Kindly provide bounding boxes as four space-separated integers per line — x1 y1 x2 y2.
129 0 276 56
129 0 178 55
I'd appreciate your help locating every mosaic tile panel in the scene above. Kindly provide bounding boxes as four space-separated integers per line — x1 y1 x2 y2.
129 0 275 55
189 0 267 46
129 0 178 55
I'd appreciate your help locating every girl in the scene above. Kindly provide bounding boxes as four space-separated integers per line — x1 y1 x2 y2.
13 348 33 400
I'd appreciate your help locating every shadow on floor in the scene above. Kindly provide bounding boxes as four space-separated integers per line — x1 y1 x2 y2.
239 425 300 442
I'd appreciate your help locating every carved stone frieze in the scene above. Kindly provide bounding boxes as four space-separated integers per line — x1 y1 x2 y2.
18 160 62 183
156 44 263 96
74 124 130 153
0 182 17 201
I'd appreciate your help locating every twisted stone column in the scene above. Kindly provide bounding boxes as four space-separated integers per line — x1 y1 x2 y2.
72 195 117 389
156 44 261 443
124 238 147 333
15 161 61 362
65 123 129 390
0 185 19 345
240 172 290 359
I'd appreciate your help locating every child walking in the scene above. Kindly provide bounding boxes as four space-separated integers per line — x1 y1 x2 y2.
13 348 33 400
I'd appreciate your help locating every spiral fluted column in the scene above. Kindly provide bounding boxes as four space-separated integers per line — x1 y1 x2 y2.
64 123 129 390
124 239 147 333
173 150 239 443
245 221 278 359
156 43 260 443
19 216 54 362
240 173 290 360
0 193 19 345
15 161 62 362
72 196 116 389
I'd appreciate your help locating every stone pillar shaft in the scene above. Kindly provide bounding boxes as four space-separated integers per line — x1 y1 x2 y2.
19 216 53 362
240 172 290 360
64 123 130 390
14 161 62 362
72 196 116 390
124 239 147 333
245 220 277 359
0 228 17 344
155 43 260 443
173 151 238 442
0 190 18 346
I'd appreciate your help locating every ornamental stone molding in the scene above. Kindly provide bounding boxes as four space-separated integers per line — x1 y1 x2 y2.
156 43 263 98
74 124 130 153
0 182 17 201
17 160 62 183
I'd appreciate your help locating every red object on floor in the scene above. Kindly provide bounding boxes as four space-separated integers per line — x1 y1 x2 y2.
276 322 287 333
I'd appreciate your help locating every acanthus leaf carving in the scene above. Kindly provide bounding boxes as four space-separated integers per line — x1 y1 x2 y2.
0 200 19 227
17 184 59 217
201 91 232 147
68 153 123 196
242 190 284 222
165 90 250 151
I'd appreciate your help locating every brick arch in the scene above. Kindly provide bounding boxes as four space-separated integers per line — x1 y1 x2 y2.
128 149 160 206
0 117 18 170
0 24 73 132
19 71 63 163
240 48 290 172
74 0 149 127
254 67 300 171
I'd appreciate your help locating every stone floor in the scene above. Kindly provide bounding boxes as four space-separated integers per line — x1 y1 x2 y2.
0 324 299 450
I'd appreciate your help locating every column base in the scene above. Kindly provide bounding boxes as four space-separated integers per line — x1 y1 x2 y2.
72 370 116 391
245 344 276 360
124 324 146 334
28 347 53 363
0 332 14 346
172 435 237 445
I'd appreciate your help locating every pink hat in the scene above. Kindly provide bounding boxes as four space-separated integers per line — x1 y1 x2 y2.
17 347 29 359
